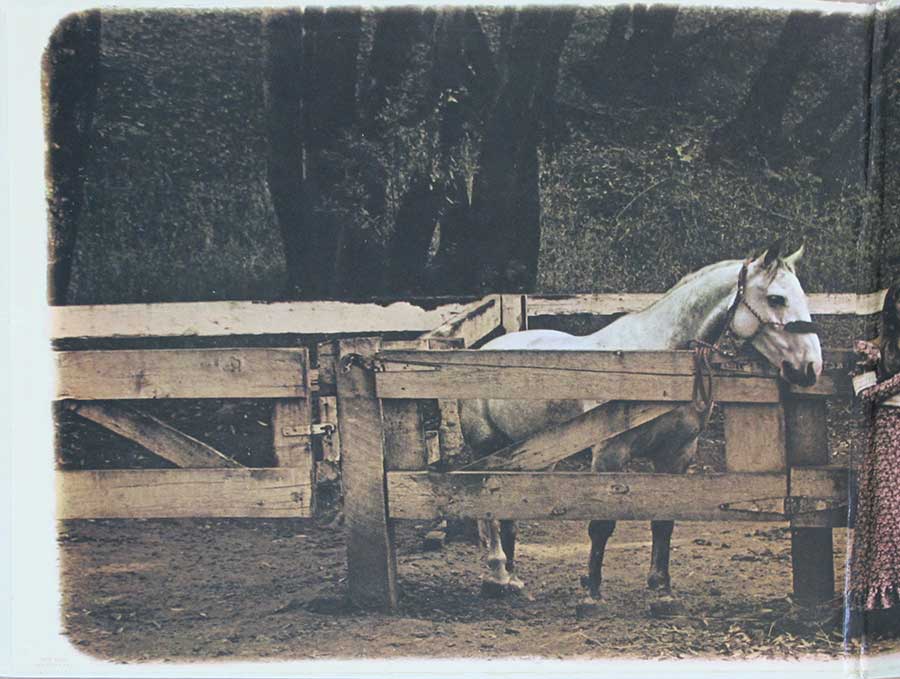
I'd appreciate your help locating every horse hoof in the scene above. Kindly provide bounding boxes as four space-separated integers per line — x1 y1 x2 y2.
481 577 527 599
648 595 686 618
507 576 525 592
576 596 607 620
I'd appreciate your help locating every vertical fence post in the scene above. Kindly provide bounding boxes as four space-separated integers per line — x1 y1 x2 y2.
271 348 315 515
272 399 315 513
335 337 398 610
785 396 834 605
722 402 787 474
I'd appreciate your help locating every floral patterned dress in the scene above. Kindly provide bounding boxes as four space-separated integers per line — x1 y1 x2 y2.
848 368 900 610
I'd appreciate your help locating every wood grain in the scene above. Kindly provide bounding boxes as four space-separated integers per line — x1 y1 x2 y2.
317 395 341 463
786 396 837 602
56 468 311 519
56 348 308 400
272 400 313 468
377 362 779 403
383 400 426 471
461 402 673 471
525 290 888 317
422 295 503 347
51 299 469 339
723 404 787 472
66 402 240 468
336 338 398 610
500 294 527 334
387 471 788 522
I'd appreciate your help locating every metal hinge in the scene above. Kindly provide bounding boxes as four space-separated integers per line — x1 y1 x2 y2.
719 496 847 517
281 423 336 438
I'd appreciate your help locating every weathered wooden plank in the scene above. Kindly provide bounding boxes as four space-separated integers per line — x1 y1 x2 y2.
786 400 830 470
317 395 341 464
525 293 663 316
387 471 788 522
525 290 888 317
383 400 426 471
55 348 308 400
66 401 240 468
786 396 837 603
56 468 311 519
316 341 338 397
437 399 465 464
421 295 503 347
336 338 398 610
51 299 470 340
723 404 787 472
500 294 526 334
380 349 702 375
425 430 442 466
462 402 672 471
790 466 850 503
272 400 313 468
377 365 779 403
272 399 315 513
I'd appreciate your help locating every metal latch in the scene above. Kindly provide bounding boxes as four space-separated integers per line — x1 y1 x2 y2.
281 423 336 438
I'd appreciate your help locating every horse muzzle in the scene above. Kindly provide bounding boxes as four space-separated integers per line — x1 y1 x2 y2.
781 360 818 387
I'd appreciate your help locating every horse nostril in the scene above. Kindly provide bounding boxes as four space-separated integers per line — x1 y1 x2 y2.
806 362 818 385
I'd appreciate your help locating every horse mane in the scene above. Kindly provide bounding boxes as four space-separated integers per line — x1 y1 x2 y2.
659 259 742 297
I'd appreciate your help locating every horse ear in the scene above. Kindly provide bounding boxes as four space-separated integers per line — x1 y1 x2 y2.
761 238 785 268
783 244 805 270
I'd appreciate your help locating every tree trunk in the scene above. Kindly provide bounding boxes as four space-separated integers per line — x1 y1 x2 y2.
301 8 362 298
262 11 305 299
468 9 575 293
708 12 843 165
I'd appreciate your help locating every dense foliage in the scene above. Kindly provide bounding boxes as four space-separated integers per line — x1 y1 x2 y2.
44 7 899 304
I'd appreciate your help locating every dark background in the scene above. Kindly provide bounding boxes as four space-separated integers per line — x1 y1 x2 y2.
44 6 899 305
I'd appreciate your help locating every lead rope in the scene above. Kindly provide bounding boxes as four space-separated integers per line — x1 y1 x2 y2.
688 260 751 430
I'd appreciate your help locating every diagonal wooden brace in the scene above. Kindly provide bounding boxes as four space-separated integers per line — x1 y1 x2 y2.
460 401 676 471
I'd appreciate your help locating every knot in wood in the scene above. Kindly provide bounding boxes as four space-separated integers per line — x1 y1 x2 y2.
339 353 384 373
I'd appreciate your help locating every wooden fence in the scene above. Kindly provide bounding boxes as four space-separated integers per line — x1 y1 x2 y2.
311 292 871 611
52 289 883 606
52 298 477 520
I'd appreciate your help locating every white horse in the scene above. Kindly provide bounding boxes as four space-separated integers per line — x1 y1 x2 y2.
459 241 823 609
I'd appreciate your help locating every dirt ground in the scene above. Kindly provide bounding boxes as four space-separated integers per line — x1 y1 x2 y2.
58 516 900 663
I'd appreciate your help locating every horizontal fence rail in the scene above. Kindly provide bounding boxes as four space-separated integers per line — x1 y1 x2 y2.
50 299 471 340
374 349 842 402
49 289 889 340
56 468 311 519
386 467 845 523
526 290 889 317
55 348 309 400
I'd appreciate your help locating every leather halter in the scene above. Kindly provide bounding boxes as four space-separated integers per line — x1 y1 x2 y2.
690 260 820 425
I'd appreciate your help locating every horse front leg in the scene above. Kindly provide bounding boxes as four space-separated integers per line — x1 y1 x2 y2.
648 520 674 592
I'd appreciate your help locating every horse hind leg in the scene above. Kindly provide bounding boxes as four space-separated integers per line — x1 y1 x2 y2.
647 433 697 617
481 519 512 596
500 520 524 589
577 519 616 618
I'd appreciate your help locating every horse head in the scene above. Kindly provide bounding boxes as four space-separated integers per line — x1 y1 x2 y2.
729 239 823 387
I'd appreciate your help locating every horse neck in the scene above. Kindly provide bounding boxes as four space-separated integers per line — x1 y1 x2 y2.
588 261 743 350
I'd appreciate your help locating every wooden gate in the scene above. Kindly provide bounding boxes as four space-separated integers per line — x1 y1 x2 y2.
327 295 853 610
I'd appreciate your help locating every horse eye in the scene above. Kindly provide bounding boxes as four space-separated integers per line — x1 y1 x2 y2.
767 294 787 307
